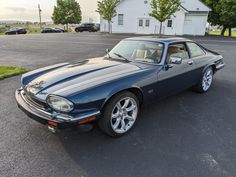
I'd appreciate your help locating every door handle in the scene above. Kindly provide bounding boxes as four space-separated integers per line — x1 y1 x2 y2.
187 60 194 65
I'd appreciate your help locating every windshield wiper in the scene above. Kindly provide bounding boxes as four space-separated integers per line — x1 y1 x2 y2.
113 53 130 62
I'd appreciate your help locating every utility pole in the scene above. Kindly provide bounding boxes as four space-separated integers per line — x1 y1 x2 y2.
38 4 42 29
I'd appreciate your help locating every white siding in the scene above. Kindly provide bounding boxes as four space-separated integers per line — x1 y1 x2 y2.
100 0 210 36
183 13 208 35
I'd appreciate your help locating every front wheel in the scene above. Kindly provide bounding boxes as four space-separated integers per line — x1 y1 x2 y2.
194 67 214 93
98 91 140 137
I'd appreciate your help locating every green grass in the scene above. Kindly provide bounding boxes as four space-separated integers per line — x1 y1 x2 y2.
0 66 28 79
0 29 6 35
209 30 236 37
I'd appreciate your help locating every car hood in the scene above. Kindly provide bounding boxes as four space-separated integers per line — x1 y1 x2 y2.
25 58 147 100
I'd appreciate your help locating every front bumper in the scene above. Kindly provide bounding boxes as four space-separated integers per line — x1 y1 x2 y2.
215 62 225 71
15 88 100 130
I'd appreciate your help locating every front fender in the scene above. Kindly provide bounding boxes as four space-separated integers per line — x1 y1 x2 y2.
68 69 157 114
101 84 143 110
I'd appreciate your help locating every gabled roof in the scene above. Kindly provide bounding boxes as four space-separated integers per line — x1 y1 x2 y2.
180 0 211 12
118 0 211 12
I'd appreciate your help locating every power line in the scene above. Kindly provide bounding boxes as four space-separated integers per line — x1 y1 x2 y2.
38 4 42 29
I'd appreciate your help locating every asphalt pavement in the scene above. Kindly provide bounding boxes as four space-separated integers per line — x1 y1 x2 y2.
0 33 236 177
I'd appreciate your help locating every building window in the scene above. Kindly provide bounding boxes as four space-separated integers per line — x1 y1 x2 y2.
145 19 150 27
167 20 172 27
139 19 143 27
118 14 124 25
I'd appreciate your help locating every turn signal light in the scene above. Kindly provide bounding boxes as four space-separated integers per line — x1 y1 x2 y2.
48 121 58 127
79 117 96 124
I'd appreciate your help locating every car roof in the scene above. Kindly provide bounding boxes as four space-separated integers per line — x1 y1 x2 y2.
124 36 193 44
10 28 24 31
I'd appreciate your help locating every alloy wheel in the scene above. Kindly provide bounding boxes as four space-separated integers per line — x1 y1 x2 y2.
111 97 138 134
202 69 213 91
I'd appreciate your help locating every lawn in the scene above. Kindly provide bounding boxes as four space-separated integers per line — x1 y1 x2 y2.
0 66 28 79
209 30 236 37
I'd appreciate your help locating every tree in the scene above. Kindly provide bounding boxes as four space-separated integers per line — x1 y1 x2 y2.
218 0 236 36
203 0 236 36
52 0 82 30
97 0 120 33
149 0 180 37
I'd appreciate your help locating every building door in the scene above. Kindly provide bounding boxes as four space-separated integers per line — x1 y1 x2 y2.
164 19 175 35
137 18 151 34
183 19 194 35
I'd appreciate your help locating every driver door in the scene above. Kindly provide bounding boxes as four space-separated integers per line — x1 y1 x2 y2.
156 42 195 98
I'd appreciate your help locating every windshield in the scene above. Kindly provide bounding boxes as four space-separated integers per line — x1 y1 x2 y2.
10 28 18 31
108 40 164 63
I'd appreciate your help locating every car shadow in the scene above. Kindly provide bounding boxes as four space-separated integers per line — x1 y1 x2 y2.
56 80 233 177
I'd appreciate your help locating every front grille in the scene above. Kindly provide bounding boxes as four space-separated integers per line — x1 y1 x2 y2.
23 92 47 110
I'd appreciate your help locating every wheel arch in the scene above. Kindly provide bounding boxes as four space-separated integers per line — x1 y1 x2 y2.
202 64 216 74
100 87 144 111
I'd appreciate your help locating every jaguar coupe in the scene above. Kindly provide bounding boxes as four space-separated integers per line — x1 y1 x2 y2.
15 37 224 137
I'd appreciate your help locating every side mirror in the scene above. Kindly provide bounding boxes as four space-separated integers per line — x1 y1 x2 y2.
169 56 182 64
106 48 110 54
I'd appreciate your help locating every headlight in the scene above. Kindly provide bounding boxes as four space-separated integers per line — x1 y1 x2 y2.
46 95 74 113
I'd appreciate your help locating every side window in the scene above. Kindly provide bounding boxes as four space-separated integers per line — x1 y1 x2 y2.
167 20 172 28
138 19 143 27
145 19 150 27
186 42 205 58
118 14 124 25
166 43 189 63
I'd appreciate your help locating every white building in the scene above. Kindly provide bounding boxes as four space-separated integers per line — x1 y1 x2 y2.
100 0 211 36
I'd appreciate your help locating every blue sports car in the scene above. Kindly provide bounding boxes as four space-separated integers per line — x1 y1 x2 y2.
15 37 224 137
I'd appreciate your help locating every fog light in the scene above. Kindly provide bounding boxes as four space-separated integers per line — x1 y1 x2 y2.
48 126 56 133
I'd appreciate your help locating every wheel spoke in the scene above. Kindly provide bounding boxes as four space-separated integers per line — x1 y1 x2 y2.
206 71 211 77
112 111 119 119
117 102 122 111
120 119 126 130
122 99 130 109
113 118 121 130
125 115 134 121
126 105 136 112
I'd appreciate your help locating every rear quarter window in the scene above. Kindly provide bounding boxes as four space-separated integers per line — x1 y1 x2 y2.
186 42 205 58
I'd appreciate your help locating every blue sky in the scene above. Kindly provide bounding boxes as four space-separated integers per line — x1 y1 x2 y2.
0 0 99 22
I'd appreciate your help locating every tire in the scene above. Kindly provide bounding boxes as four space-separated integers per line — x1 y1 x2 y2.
98 91 140 137
194 67 214 93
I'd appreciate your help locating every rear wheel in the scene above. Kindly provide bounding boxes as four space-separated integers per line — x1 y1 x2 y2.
194 67 213 93
98 91 139 137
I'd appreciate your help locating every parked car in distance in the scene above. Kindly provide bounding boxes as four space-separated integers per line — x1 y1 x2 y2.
75 23 98 32
41 28 63 33
15 37 224 137
55 28 68 32
5 28 27 35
